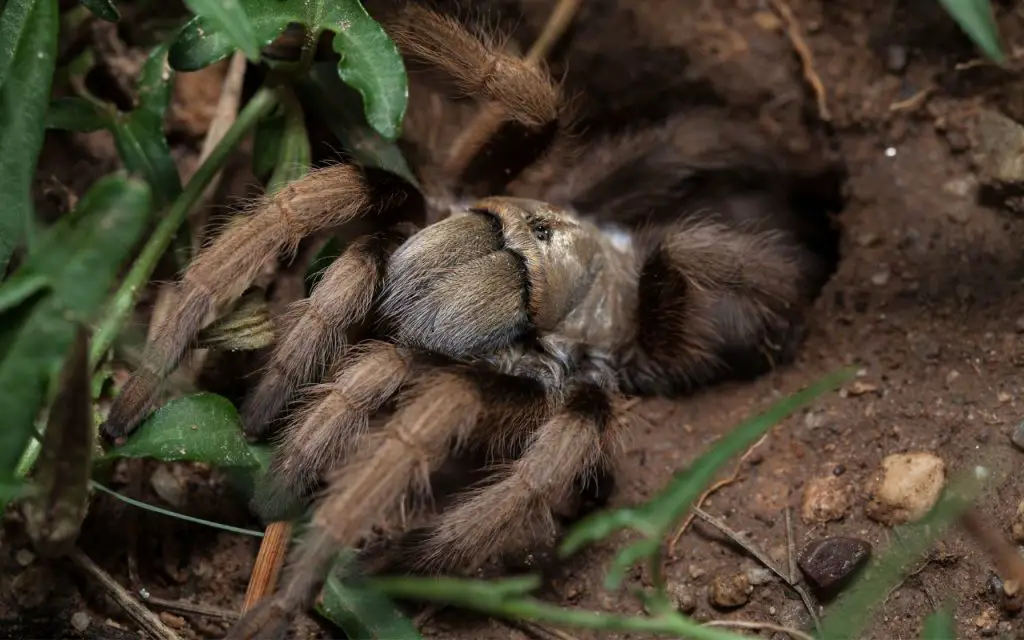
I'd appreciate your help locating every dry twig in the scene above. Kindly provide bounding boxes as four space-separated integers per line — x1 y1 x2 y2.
668 433 769 556
768 0 831 122
693 507 821 633
141 595 240 622
70 548 183 640
705 619 816 640
785 507 798 584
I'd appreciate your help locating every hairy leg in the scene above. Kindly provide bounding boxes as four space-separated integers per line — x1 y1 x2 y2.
102 165 410 440
239 228 412 440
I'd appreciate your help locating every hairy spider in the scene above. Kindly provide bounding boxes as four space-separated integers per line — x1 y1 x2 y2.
102 2 837 635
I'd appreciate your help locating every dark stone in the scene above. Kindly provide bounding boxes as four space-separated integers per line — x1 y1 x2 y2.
1012 420 1024 451
798 536 872 591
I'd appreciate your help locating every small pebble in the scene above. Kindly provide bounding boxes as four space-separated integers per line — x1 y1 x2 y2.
159 612 186 630
974 606 999 636
886 45 907 72
745 567 774 586
70 611 90 633
945 369 961 386
797 537 872 591
667 583 697 614
1016 317 1024 333
688 564 706 580
800 476 851 524
15 549 35 567
1012 421 1024 451
865 452 946 525
870 269 891 286
1012 501 1024 543
150 465 185 508
708 573 752 608
855 232 880 247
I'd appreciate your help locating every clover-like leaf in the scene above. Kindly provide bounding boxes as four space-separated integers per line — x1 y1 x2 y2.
183 0 262 62
0 0 60 272
106 393 271 471
0 174 151 483
938 0 1005 64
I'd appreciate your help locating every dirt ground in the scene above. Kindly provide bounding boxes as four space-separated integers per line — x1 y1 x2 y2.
3 1 1024 639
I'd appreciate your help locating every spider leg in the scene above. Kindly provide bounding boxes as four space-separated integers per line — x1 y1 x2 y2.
624 220 815 395
227 363 551 639
240 227 412 440
253 341 412 522
102 165 411 440
414 380 627 573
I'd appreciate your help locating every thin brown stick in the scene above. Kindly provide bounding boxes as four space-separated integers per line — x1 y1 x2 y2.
69 548 183 640
668 433 768 556
785 507 798 584
961 507 1024 595
506 618 583 640
692 507 821 633
442 0 580 179
241 521 294 613
141 595 240 622
705 619 816 640
768 0 830 122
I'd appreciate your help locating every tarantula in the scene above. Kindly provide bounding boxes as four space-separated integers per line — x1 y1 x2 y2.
101 2 836 635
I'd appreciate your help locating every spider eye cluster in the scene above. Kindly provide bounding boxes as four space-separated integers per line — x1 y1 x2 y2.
529 219 552 242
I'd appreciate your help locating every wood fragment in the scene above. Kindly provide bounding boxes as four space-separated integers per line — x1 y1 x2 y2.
241 521 294 613
70 548 183 640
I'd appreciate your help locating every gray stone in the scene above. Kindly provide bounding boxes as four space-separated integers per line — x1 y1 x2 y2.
708 573 752 608
798 536 872 591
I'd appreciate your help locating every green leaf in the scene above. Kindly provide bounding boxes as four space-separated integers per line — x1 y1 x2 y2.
78 0 119 21
0 272 49 313
325 0 407 140
183 0 261 62
560 369 854 589
0 174 151 483
112 44 182 207
252 105 285 182
319 567 423 639
0 0 59 271
46 96 110 132
169 0 408 140
105 393 270 471
267 90 311 194
299 62 418 186
921 606 956 640
938 0 1005 63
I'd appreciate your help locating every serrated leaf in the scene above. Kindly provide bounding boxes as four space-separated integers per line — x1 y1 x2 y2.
0 174 151 483
938 0 1005 63
299 62 417 186
183 0 261 62
168 0 407 140
46 96 110 132
0 0 59 271
78 0 119 22
318 559 423 639
324 0 407 140
105 393 270 470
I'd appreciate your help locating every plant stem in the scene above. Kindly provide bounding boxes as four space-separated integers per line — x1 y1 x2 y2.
89 86 279 368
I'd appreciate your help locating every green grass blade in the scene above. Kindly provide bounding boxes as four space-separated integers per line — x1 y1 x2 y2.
0 0 59 271
0 174 151 482
938 0 1005 63
46 96 110 132
183 0 261 62
921 605 956 639
319 570 424 639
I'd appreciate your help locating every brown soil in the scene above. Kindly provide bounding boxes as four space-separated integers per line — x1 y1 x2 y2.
4 1 1024 639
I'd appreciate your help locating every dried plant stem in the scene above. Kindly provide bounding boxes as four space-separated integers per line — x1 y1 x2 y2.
242 521 294 613
142 595 240 622
90 86 279 369
768 0 830 122
70 548 182 640
705 619 816 640
443 0 580 179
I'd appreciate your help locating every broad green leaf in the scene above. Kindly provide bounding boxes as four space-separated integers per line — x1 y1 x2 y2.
106 393 270 470
325 0 407 140
183 0 261 62
0 0 59 271
78 0 119 21
318 569 423 639
46 96 110 132
921 606 956 639
0 272 49 313
938 0 1005 63
252 105 285 181
0 175 151 482
169 0 407 140
560 369 854 589
299 62 417 186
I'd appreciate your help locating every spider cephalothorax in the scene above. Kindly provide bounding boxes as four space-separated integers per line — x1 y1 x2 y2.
101 3 837 636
